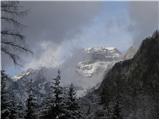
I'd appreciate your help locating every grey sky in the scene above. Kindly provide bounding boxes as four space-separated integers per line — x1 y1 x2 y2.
23 2 103 45
128 1 159 46
2 1 158 75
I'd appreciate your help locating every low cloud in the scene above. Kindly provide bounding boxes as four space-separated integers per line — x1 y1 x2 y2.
24 10 133 70
24 41 60 70
128 1 159 46
2 1 159 74
2 1 103 68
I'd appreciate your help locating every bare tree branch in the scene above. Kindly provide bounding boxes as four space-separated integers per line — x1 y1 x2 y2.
1 31 25 40
2 41 33 54
1 47 20 65
1 8 28 16
1 1 19 8
1 1 32 66
1 16 26 27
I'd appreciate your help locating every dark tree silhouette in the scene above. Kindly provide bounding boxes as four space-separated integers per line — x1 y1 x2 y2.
52 70 65 118
1 71 17 118
64 83 83 118
25 79 37 119
41 70 65 119
112 97 122 119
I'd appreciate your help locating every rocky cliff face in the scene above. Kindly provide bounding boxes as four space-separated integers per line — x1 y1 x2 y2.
123 46 137 60
96 31 159 118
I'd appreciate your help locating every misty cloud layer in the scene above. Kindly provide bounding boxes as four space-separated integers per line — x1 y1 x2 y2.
2 1 158 75
21 1 104 69
128 1 159 46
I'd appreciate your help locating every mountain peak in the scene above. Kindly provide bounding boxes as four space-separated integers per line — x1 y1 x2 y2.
77 47 122 77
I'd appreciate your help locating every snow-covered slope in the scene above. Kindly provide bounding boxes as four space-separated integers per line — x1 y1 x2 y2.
12 47 122 101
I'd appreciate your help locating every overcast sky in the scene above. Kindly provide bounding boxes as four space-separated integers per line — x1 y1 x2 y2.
3 1 158 76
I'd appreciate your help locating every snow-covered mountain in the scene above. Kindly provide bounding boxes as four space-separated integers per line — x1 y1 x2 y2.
60 47 122 96
12 47 122 102
77 47 121 77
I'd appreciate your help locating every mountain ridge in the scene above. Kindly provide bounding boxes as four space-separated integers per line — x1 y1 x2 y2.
95 31 159 118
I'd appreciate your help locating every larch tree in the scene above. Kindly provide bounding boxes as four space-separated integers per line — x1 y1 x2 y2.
1 1 32 65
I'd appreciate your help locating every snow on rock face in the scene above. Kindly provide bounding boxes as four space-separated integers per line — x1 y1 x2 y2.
85 47 121 58
85 47 115 52
12 69 33 81
77 61 111 77
76 47 122 77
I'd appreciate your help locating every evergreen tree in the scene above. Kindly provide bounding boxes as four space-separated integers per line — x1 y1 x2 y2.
112 98 122 119
111 96 122 119
40 94 55 118
25 79 37 119
16 102 24 118
1 70 17 119
25 94 37 118
41 70 65 119
8 93 18 119
112 79 122 119
64 83 83 118
1 70 10 118
52 70 65 118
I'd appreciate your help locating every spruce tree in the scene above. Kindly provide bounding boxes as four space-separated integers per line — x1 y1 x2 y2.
25 79 37 119
112 96 122 119
64 83 82 118
25 94 37 118
52 70 65 118
8 93 17 119
1 70 10 118
112 80 122 119
41 70 65 118
113 102 121 118
16 102 24 118
1 70 17 119
40 93 55 118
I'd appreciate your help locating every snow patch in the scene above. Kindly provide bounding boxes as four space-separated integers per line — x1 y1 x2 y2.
12 69 33 81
